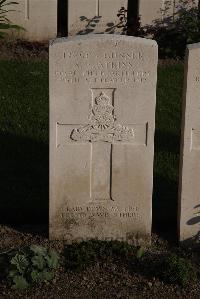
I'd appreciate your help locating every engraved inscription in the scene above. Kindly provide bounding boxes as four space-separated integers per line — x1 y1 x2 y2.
54 50 150 86
71 92 134 143
62 51 143 60
61 205 142 220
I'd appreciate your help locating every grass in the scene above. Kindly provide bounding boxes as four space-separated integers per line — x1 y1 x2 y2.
0 60 48 224
0 60 184 229
154 63 184 231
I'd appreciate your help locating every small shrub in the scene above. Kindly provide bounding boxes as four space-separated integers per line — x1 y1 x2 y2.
117 6 144 36
0 0 24 39
160 254 196 286
136 247 145 259
0 245 59 289
118 0 200 58
144 0 200 58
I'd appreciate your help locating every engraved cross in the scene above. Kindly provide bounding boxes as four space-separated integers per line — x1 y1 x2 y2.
57 88 135 202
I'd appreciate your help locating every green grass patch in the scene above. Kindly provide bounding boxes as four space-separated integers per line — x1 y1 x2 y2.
154 63 184 229
0 60 184 226
0 60 48 224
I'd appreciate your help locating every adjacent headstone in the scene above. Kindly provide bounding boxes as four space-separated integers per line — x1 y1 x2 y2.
50 35 158 245
139 0 173 26
68 0 128 35
7 0 57 41
178 43 200 246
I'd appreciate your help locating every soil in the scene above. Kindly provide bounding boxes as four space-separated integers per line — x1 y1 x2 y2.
0 39 49 61
0 39 199 298
0 225 199 299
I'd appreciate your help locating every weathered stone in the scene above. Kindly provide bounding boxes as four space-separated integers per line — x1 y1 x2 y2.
49 35 158 245
7 0 57 41
68 0 127 35
178 43 200 246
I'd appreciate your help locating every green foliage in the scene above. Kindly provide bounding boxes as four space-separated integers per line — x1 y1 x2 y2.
119 0 200 58
64 240 137 271
0 0 24 38
160 254 196 286
144 0 200 58
136 247 145 259
117 6 145 37
0 245 59 289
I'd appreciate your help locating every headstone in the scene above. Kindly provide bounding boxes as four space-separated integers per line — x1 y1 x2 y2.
68 0 128 35
49 35 158 245
178 43 200 246
7 0 57 41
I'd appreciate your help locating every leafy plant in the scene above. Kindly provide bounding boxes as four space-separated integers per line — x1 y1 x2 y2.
136 246 145 259
118 0 200 58
0 245 59 289
160 254 196 286
117 6 144 36
0 0 24 38
144 0 200 58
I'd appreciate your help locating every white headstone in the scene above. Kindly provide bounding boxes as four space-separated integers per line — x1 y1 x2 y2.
49 35 158 245
178 43 200 246
68 0 128 35
7 0 57 41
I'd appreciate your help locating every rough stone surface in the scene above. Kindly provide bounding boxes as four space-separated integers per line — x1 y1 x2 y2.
178 43 200 246
68 0 127 35
7 0 57 41
49 35 158 245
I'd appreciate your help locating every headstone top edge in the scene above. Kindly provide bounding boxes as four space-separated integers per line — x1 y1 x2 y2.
187 42 200 51
49 34 157 48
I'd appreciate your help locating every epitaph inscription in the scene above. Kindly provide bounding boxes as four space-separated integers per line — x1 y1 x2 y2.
54 50 151 86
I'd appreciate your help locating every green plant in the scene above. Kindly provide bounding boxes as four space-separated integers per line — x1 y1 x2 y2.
0 245 59 289
136 247 145 259
144 0 200 58
160 254 196 286
117 6 144 36
0 0 24 38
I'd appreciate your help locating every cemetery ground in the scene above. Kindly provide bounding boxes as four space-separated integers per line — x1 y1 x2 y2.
0 40 200 298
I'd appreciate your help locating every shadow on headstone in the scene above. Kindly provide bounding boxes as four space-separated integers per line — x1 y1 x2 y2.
184 205 200 246
57 0 68 37
76 15 122 35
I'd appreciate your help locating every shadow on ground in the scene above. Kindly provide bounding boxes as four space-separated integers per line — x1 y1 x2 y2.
152 128 180 241
0 131 49 228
